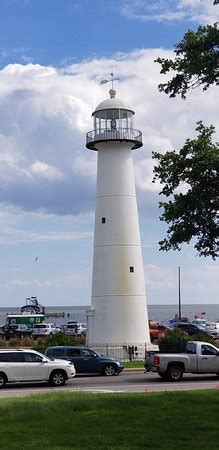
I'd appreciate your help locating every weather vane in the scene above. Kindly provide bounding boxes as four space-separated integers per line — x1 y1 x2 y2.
99 72 120 89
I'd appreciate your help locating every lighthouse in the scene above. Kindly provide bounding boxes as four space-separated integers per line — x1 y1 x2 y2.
86 82 150 353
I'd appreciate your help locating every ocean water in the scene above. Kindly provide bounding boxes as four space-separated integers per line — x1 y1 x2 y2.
0 304 218 327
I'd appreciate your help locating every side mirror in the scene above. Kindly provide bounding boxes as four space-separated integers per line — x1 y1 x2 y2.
42 359 48 363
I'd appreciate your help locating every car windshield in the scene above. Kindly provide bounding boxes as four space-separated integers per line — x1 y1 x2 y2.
34 324 48 329
197 325 206 331
91 349 100 357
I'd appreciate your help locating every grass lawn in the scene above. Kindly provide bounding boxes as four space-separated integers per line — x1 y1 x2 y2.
0 390 218 449
123 360 144 369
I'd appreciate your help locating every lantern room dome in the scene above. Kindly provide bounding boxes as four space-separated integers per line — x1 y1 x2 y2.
92 89 134 116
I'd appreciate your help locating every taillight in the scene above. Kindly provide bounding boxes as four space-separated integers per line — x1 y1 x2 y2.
154 355 160 365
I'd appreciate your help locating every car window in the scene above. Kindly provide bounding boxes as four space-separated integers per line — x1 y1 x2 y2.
67 348 81 357
201 345 217 356
82 349 94 357
186 343 196 354
24 352 44 362
51 348 65 358
0 352 25 362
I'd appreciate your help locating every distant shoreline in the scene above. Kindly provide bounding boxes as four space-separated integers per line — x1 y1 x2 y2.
0 303 218 309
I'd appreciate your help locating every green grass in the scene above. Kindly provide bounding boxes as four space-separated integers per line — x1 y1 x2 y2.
123 360 144 368
0 391 218 449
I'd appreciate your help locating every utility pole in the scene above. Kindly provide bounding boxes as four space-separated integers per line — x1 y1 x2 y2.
178 266 181 320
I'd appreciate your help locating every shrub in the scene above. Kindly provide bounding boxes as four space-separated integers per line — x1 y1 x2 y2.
8 337 33 348
32 333 78 354
7 337 24 348
0 338 6 348
158 328 214 353
158 328 187 353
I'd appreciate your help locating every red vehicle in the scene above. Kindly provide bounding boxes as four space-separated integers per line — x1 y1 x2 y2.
149 321 169 342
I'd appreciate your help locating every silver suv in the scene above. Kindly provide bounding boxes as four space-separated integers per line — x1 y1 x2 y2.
32 323 61 338
0 349 76 388
65 322 87 337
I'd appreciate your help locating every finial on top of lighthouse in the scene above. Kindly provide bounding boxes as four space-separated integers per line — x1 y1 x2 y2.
109 88 116 98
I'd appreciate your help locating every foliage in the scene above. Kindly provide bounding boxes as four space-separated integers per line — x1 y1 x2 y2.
152 121 219 259
155 24 219 99
0 333 85 353
9 337 34 348
158 328 214 353
32 332 78 353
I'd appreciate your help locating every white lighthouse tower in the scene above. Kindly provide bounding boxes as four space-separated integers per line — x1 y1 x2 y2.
86 82 150 354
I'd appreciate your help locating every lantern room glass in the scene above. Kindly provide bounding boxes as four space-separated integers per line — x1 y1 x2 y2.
93 109 133 132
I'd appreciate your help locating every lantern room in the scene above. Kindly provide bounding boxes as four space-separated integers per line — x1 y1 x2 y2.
86 88 143 151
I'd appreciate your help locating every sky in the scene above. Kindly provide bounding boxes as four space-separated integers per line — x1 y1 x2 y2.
0 0 218 308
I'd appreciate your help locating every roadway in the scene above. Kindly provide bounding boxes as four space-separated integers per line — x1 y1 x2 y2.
0 370 219 398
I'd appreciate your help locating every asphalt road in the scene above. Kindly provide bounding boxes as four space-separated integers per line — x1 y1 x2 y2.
1 370 219 398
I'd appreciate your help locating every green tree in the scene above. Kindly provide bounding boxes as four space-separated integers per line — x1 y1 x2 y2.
152 122 218 259
155 24 219 99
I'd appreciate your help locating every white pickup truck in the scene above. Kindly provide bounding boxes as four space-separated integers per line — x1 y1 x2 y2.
145 341 219 381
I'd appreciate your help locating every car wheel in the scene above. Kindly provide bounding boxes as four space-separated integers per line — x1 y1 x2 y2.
104 364 116 376
167 365 183 382
0 373 7 389
49 370 66 386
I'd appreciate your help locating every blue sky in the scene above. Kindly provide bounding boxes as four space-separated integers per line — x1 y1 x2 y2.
0 0 194 66
0 0 218 309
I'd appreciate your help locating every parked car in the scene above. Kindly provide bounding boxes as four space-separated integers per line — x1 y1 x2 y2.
145 340 219 381
192 319 207 326
65 322 86 337
76 323 87 336
0 349 76 388
175 323 215 339
45 346 124 376
149 323 169 342
205 323 219 338
2 324 32 340
32 323 61 338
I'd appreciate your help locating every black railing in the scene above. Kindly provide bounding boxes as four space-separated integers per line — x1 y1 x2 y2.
86 128 143 150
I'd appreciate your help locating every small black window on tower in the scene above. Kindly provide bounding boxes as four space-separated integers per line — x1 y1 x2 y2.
130 266 134 273
102 217 106 224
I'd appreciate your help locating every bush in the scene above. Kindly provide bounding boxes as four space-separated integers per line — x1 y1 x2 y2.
8 337 33 348
158 328 214 353
0 338 6 348
32 333 78 354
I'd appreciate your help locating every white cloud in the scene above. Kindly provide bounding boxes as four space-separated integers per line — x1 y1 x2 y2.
0 205 93 244
144 264 177 289
120 0 218 25
0 50 218 218
144 262 219 303
30 161 64 180
5 271 89 289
